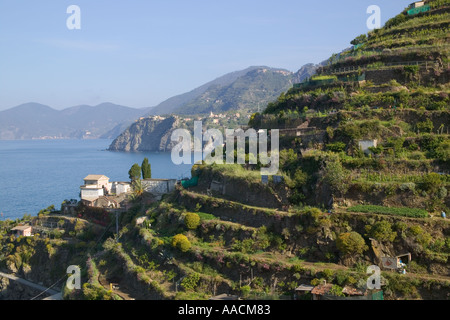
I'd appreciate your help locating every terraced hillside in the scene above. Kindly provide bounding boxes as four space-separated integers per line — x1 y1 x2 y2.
2 0 449 301
68 175 449 300
249 0 449 212
66 0 450 301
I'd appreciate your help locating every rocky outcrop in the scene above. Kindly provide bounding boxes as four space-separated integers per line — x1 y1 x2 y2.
108 116 181 152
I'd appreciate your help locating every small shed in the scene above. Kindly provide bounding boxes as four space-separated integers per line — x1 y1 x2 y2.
272 175 284 184
136 216 148 226
11 225 32 237
112 182 131 195
261 175 269 185
209 294 240 300
342 286 365 297
409 1 425 8
295 284 314 299
311 283 333 300
407 2 430 15
358 139 378 154
143 179 177 195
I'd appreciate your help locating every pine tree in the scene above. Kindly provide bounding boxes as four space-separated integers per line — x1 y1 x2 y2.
142 157 152 179
128 163 141 181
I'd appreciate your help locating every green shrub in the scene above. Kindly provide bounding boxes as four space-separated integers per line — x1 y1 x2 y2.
326 142 346 153
416 119 434 133
185 212 201 230
293 168 309 187
240 285 251 297
420 173 442 193
336 232 368 255
181 272 200 291
172 234 191 252
365 221 397 242
329 285 345 297
436 141 450 162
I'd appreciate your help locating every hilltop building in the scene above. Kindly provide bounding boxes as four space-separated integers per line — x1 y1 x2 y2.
80 175 112 201
80 175 131 209
11 225 32 237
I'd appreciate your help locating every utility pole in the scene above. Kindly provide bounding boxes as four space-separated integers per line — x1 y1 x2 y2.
115 211 119 242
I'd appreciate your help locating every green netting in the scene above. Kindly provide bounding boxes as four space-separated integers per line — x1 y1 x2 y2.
181 176 198 188
407 5 430 15
371 291 384 300
339 73 366 82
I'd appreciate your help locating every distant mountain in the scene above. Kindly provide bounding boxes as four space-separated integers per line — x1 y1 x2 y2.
175 67 296 115
1 64 318 141
0 102 151 140
147 66 267 116
148 65 317 116
293 63 320 83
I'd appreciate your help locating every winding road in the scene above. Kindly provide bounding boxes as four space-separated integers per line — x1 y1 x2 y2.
0 271 61 299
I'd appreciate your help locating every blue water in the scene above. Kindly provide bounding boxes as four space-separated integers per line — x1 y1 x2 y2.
0 139 194 220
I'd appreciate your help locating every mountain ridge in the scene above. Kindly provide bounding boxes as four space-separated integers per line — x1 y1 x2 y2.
0 102 152 140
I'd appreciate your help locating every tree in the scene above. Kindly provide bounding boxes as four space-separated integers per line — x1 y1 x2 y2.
132 179 144 197
416 119 434 133
322 154 349 196
351 34 367 46
141 158 152 180
436 141 450 162
336 232 368 255
128 163 141 181
293 168 308 187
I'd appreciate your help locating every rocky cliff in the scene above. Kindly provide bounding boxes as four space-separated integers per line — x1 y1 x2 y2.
108 116 181 152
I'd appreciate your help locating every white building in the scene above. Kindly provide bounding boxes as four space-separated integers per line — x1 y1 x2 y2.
142 179 177 195
358 139 378 155
11 225 32 237
80 175 112 201
409 1 425 8
111 182 131 195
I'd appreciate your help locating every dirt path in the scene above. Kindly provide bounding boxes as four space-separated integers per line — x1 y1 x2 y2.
98 274 135 300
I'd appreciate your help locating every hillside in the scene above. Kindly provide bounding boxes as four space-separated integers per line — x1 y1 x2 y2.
108 116 182 152
2 0 450 302
109 65 318 152
0 103 151 140
147 66 266 116
148 65 317 116
248 0 450 212
175 67 295 115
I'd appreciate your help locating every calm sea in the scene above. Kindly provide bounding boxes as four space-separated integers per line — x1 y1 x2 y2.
0 139 194 220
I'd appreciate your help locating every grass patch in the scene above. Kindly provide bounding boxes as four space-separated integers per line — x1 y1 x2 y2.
210 164 262 183
197 212 218 221
347 205 428 218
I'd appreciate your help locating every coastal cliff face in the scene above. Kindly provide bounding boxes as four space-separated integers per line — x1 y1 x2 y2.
108 116 181 152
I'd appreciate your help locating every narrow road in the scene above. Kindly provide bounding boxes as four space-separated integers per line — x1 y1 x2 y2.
0 271 60 298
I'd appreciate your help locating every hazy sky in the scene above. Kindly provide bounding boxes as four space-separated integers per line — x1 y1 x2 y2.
0 0 412 110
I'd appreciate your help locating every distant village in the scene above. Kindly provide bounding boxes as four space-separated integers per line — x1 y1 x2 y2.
141 110 252 126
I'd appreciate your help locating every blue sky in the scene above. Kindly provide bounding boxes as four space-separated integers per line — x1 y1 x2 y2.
0 0 412 110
